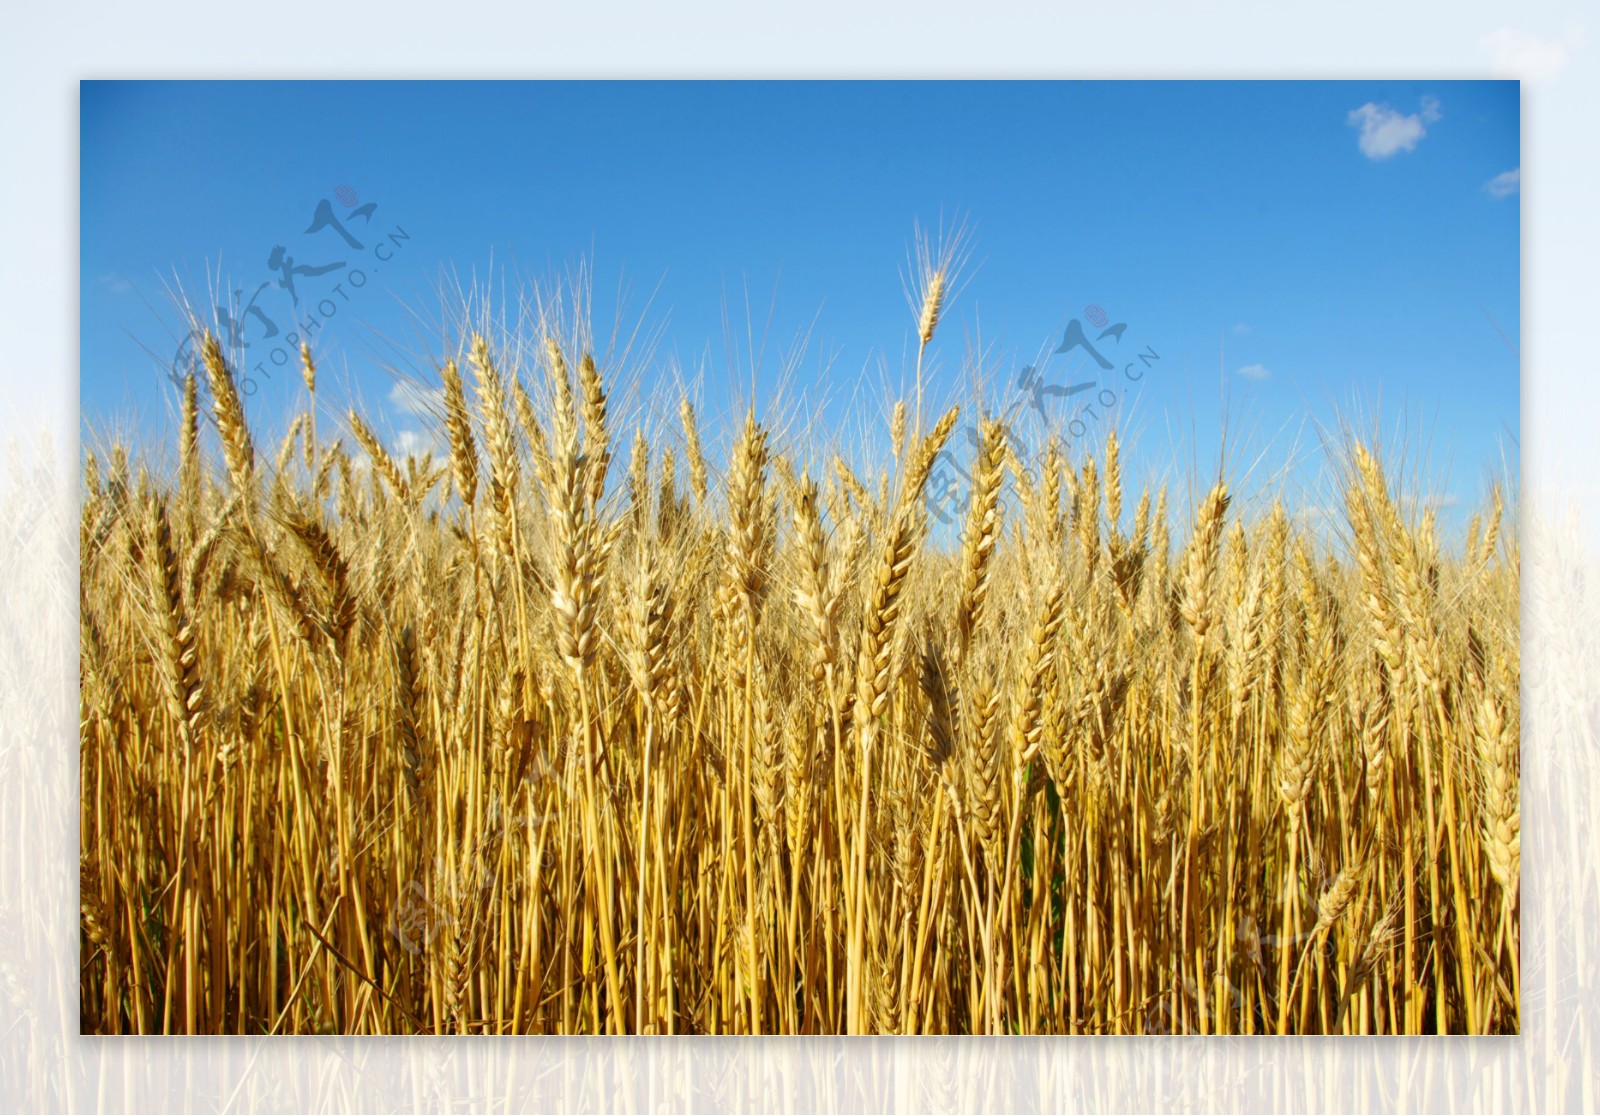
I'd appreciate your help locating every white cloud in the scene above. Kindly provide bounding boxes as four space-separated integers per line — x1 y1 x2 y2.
1486 168 1521 198
1293 505 1339 523
1237 363 1271 380
1232 322 1251 335
1482 26 1582 83
1347 98 1440 160
388 380 444 417
394 429 440 459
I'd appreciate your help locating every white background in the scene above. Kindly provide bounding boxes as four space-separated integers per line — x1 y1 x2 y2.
2 1 1597 1111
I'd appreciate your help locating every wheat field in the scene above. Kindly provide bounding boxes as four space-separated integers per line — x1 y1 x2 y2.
78 270 1519 1035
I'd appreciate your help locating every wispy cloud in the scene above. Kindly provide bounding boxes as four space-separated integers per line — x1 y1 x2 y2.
394 429 441 459
1232 322 1251 336
1482 26 1583 83
1237 363 1271 380
388 380 444 417
1486 168 1521 199
95 272 133 295
1347 96 1441 160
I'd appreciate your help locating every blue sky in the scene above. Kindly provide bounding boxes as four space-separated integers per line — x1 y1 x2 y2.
81 80 1520 534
